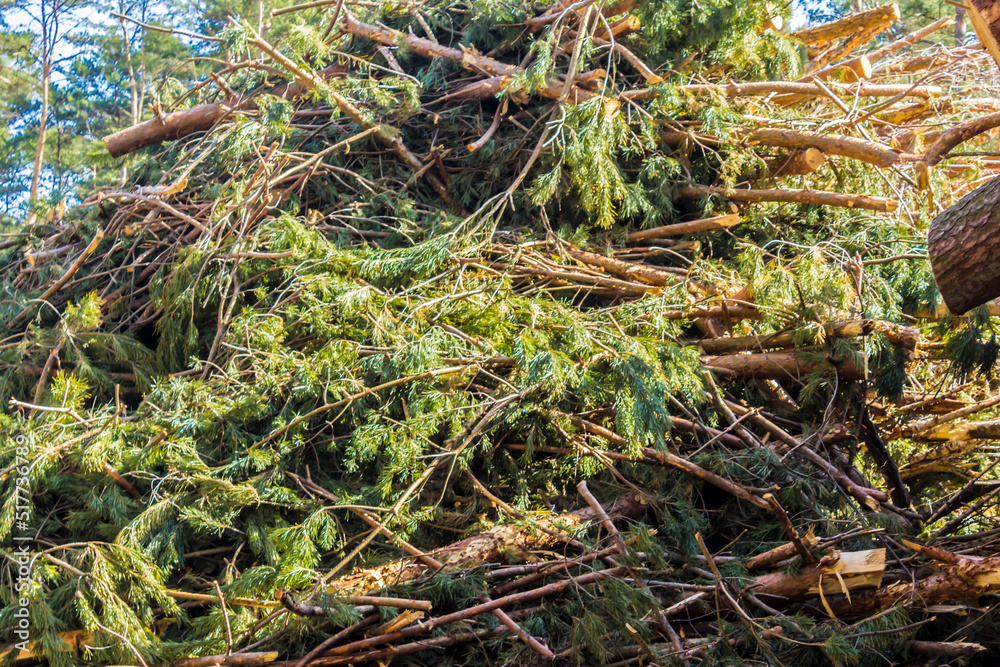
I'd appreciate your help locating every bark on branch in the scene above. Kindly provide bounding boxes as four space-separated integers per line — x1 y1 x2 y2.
343 14 596 104
746 129 904 168
677 184 898 212
102 64 346 157
791 3 900 52
703 349 867 381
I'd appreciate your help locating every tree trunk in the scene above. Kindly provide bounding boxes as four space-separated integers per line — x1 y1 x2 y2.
928 175 1000 314
972 0 1000 40
29 58 51 205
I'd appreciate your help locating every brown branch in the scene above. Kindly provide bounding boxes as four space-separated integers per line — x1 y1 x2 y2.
562 245 683 286
574 418 772 509
281 592 431 615
646 303 761 323
764 493 818 565
723 401 891 509
910 641 987 657
174 653 279 667
895 392 1000 440
293 614 380 667
791 3 900 50
33 336 65 404
677 184 898 212
623 81 942 101
467 106 503 153
746 129 903 168
868 15 954 66
101 63 347 157
628 214 740 242
745 532 820 572
924 111 1000 166
703 349 867 381
310 626 510 666
765 148 827 178
323 567 627 657
103 462 141 499
343 15 596 105
859 407 910 508
697 320 873 355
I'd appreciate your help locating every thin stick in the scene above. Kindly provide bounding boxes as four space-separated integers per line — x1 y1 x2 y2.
292 615 379 667
467 105 504 153
763 493 818 565
324 567 626 656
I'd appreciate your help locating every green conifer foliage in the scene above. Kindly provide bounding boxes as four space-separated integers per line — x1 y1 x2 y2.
5 1 1000 665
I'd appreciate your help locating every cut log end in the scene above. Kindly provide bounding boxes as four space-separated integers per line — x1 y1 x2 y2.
768 148 826 177
840 55 873 82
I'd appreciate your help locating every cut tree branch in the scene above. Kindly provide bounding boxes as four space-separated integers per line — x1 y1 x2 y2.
677 184 898 212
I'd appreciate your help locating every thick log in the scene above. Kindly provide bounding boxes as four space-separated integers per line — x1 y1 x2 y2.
896 393 1000 441
802 16 952 85
750 549 886 600
677 184 898 212
804 8 897 73
104 102 230 158
928 175 1000 314
703 349 867 381
795 553 1000 619
766 148 826 177
565 14 641 48
791 4 899 51
968 1 1000 69
636 303 761 322
102 64 347 157
876 100 947 126
747 129 902 168
875 321 919 350
907 418 1000 442
697 320 873 355
875 54 948 77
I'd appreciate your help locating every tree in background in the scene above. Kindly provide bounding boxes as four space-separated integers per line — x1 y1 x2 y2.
0 0 208 219
0 29 35 221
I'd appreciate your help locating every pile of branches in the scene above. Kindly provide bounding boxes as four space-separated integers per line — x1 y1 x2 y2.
8 1 1000 665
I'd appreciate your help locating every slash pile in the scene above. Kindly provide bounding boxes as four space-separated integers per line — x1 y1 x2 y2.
8 1 1000 665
